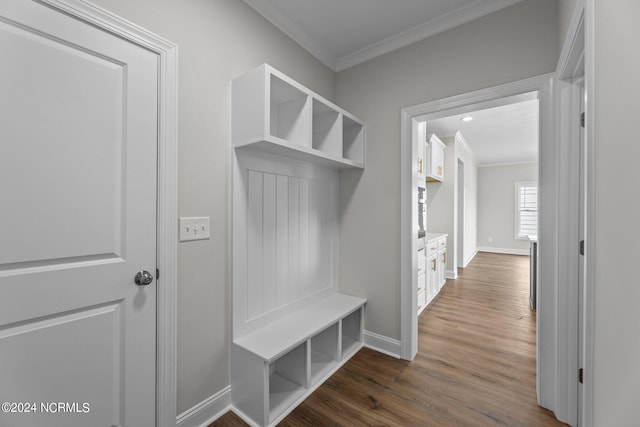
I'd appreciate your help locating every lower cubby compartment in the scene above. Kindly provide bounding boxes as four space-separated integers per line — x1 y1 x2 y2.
232 293 366 426
268 343 307 422
341 308 362 358
310 323 339 385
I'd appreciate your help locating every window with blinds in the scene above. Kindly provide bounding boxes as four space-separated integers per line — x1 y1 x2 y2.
515 182 538 239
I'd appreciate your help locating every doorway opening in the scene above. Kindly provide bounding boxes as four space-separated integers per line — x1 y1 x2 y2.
400 74 557 415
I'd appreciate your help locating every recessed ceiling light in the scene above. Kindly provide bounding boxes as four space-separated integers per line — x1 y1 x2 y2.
462 116 473 122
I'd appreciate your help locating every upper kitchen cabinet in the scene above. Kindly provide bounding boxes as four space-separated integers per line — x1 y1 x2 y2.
416 122 427 185
426 133 445 182
231 64 365 169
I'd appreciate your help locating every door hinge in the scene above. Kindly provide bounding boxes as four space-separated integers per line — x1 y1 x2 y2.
579 240 585 256
156 268 160 280
579 368 584 384
581 112 585 128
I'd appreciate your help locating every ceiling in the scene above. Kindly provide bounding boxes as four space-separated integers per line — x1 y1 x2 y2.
426 99 539 166
244 0 523 71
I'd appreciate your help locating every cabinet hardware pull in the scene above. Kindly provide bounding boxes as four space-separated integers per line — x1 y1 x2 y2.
443 253 447 263
418 158 423 174
432 259 437 270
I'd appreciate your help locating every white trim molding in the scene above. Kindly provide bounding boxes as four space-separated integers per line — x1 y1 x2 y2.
454 131 477 165
463 249 479 268
477 247 529 256
363 330 402 359
243 0 523 72
38 2 179 426
241 0 336 69
477 160 539 168
177 387 232 427
446 270 458 280
335 0 523 71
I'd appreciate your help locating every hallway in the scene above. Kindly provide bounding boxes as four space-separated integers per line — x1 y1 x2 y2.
214 252 566 426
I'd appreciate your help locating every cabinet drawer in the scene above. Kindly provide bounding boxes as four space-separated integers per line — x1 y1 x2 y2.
438 237 446 249
426 241 438 258
418 272 425 292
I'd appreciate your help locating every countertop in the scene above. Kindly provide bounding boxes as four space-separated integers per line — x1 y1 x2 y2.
426 232 447 243
418 232 447 248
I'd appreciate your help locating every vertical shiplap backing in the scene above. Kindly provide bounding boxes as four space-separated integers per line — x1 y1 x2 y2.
237 150 338 335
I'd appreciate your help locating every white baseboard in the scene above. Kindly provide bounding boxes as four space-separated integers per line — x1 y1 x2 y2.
181 333 401 427
363 330 402 358
230 407 261 427
446 269 457 279
477 246 529 256
176 386 231 427
462 249 478 268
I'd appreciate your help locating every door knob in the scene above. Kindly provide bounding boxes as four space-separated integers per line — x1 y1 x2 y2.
134 270 153 286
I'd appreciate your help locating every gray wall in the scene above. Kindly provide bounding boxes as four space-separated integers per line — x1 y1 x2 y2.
558 0 578 53
335 0 558 340
477 163 538 252
88 0 335 414
593 0 640 424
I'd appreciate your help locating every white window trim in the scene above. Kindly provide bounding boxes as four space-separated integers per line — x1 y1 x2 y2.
515 181 538 240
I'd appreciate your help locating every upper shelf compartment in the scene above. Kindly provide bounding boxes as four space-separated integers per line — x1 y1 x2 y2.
232 64 365 169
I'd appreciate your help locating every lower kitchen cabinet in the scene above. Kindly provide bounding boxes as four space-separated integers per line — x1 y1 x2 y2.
419 233 448 315
438 237 447 290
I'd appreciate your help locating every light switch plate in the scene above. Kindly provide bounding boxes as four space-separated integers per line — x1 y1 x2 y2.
179 217 210 242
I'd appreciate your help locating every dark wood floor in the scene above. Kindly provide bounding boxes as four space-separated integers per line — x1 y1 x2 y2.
213 252 566 426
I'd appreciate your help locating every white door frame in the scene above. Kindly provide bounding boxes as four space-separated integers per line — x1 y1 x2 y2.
400 74 558 409
40 1 179 426
556 1 594 426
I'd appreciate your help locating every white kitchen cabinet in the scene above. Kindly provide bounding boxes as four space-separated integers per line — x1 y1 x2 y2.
417 122 427 185
417 246 426 314
426 133 445 182
438 238 447 290
427 252 438 302
425 238 438 305
420 233 448 312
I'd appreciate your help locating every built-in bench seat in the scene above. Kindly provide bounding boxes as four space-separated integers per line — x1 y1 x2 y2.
231 292 366 427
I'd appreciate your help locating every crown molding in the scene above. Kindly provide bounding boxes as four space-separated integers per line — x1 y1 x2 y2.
335 0 523 71
243 0 337 70
478 160 538 168
244 0 523 72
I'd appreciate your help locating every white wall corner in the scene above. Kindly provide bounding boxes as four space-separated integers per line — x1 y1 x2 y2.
363 330 402 359
242 0 337 70
454 131 477 165
477 246 529 256
176 386 232 427
446 269 458 279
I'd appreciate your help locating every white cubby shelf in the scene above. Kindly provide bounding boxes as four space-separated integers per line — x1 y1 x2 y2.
231 293 366 427
231 64 366 170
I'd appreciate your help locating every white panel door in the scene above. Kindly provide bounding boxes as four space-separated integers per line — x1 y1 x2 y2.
0 1 158 426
